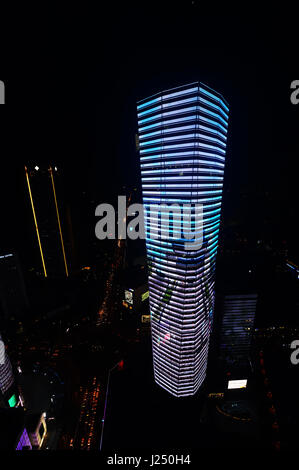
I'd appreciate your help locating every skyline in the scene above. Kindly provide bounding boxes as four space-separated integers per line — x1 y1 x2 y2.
1 9 298 265
0 3 298 457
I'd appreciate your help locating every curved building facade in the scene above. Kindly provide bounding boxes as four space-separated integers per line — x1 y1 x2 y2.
137 82 229 397
0 333 17 407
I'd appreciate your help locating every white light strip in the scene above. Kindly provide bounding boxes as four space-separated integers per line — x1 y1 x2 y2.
138 82 229 397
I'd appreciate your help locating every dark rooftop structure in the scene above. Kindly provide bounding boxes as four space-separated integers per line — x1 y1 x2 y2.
0 408 27 450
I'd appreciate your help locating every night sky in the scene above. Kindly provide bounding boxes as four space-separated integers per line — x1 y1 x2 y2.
0 4 298 263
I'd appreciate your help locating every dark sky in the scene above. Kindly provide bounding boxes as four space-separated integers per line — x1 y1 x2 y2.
0 4 298 261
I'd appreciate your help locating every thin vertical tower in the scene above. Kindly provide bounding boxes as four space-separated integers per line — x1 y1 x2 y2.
137 82 229 397
49 167 69 277
25 165 69 278
0 332 19 408
25 166 47 277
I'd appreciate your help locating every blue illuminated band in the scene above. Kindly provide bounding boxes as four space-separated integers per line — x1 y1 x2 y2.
137 82 229 397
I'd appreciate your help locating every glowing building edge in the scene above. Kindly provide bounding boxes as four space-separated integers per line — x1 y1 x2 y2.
137 82 229 397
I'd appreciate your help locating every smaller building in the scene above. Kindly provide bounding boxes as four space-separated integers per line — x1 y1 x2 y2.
0 252 29 320
285 260 299 279
220 293 258 369
25 412 47 449
119 266 149 313
0 408 32 451
0 332 21 409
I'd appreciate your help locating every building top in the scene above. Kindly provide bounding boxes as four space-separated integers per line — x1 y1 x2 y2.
137 81 229 109
0 253 13 260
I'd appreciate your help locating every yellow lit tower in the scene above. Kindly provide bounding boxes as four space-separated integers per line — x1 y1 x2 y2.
25 165 70 278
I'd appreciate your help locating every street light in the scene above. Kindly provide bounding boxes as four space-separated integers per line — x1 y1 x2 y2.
99 360 123 451
35 166 39 171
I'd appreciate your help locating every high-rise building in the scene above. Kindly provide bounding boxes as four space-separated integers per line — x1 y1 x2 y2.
220 293 258 368
25 412 47 449
25 165 71 278
0 408 32 450
120 265 148 313
0 252 29 320
137 82 229 397
0 332 19 408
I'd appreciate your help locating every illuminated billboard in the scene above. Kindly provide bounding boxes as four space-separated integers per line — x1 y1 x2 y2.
141 314 151 323
124 290 133 305
227 379 247 390
8 393 17 407
141 290 149 301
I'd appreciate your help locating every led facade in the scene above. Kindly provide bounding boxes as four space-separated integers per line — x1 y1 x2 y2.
220 293 257 367
137 82 229 397
0 333 15 400
16 428 32 450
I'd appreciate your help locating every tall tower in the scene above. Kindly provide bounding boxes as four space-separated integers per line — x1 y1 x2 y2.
0 332 19 408
220 293 258 369
25 165 70 278
137 82 229 397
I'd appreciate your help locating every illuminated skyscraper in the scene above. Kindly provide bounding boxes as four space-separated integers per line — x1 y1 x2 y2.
137 82 229 397
220 293 258 368
0 332 19 408
25 165 70 278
